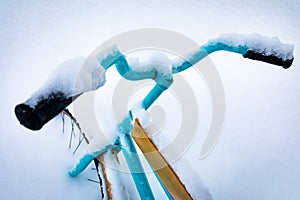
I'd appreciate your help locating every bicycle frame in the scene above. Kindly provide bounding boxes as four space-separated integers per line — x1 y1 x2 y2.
15 33 294 200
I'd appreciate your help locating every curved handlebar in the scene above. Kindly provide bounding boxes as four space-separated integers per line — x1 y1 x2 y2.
15 33 294 131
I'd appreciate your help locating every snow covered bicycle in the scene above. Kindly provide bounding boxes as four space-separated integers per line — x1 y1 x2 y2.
15 33 294 199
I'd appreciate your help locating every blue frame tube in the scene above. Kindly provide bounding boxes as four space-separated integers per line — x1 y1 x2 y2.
172 42 248 73
120 132 155 200
69 40 252 198
142 84 168 110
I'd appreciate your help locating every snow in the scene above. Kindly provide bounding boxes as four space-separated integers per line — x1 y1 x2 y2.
171 56 187 68
25 56 106 108
130 101 152 128
130 104 212 199
128 52 173 75
171 158 213 200
141 119 213 200
208 33 294 60
97 45 120 63
1 1 300 200
102 150 131 200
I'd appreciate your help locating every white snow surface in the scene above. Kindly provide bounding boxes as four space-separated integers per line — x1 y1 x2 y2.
1 1 300 200
132 106 212 199
209 33 294 60
145 122 213 200
25 56 106 108
170 158 213 200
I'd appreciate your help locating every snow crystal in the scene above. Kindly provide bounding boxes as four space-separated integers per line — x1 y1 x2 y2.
208 33 294 60
25 56 106 108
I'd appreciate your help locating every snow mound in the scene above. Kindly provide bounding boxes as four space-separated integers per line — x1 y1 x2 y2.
25 57 106 108
128 52 172 75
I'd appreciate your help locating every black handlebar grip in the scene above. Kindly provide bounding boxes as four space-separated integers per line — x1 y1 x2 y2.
243 50 293 69
15 93 80 131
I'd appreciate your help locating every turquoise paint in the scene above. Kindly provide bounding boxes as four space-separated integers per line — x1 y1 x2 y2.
117 115 155 199
172 42 248 73
70 40 251 198
120 132 155 199
150 166 173 200
69 153 94 177
142 84 168 110
68 145 116 177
